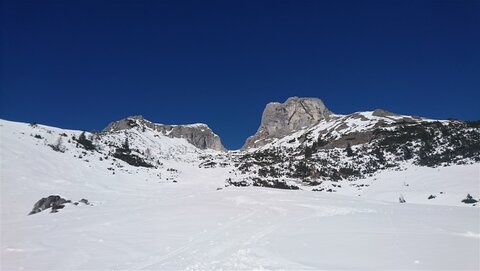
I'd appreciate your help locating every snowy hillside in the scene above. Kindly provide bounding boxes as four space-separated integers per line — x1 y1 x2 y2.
228 109 480 197
1 114 479 270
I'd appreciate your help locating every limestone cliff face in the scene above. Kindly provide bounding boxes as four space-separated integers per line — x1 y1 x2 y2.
103 116 225 151
242 97 332 149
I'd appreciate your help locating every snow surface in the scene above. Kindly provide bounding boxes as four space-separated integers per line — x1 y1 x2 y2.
1 119 479 270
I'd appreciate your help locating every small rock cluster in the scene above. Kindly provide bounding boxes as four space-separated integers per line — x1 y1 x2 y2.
28 195 91 215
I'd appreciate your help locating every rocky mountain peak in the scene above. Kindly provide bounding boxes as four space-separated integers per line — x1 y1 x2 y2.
242 97 332 149
103 116 225 151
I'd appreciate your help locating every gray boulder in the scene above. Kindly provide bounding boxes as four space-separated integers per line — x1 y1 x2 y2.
242 97 332 149
29 195 71 215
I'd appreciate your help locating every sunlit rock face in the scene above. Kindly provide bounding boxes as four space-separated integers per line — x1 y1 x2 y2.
103 115 225 151
242 97 331 149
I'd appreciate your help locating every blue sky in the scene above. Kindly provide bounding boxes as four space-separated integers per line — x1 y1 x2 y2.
1 0 479 149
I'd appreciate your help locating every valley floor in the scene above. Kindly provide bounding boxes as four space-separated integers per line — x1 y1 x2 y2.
2 185 479 270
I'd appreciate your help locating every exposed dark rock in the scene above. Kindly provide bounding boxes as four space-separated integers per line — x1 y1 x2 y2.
252 177 300 190
461 194 478 204
324 131 375 148
113 151 153 168
29 196 92 215
79 198 90 205
372 109 398 118
76 132 96 150
29 195 71 215
226 178 251 187
199 161 217 168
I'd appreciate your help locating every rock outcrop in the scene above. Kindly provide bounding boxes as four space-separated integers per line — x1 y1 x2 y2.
242 97 331 149
29 195 71 215
29 196 91 215
103 116 225 151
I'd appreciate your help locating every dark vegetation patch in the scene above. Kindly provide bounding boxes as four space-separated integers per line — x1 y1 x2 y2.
251 178 299 190
233 121 480 189
76 132 96 151
112 138 153 168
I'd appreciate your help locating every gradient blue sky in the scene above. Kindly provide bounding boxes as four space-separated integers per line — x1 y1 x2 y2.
1 0 479 149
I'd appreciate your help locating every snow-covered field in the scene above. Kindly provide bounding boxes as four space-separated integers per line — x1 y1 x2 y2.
1 119 479 270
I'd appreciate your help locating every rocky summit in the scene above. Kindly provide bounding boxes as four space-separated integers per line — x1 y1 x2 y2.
242 97 331 149
103 115 224 151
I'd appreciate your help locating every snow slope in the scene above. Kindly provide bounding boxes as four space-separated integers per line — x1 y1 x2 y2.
1 119 479 270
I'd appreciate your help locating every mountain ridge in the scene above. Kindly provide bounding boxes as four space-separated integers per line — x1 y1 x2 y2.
103 115 225 151
2 96 477 194
1 115 478 197
98 97 448 152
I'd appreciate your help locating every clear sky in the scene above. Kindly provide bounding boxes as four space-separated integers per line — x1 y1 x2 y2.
1 0 479 149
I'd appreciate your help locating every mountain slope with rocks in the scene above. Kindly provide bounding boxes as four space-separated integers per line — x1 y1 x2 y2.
227 98 479 196
103 115 225 151
1 97 479 270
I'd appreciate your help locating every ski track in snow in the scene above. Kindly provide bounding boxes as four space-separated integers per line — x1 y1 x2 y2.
122 209 260 270
123 199 375 270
